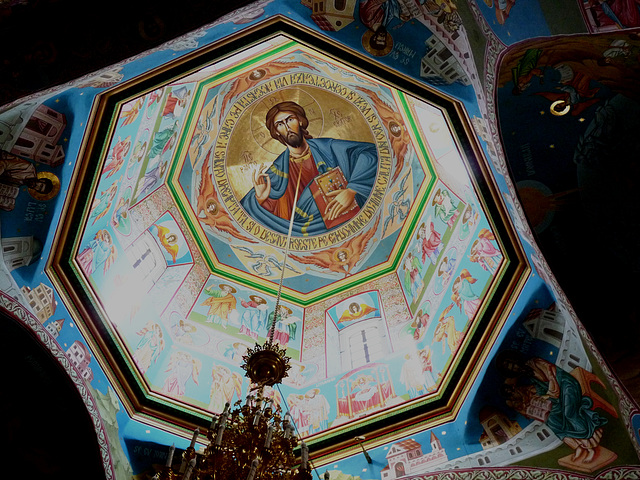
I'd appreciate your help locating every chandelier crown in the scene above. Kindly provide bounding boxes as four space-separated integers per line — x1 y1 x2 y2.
159 165 312 480
241 340 292 387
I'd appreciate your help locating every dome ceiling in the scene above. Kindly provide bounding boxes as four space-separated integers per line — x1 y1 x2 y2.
51 18 526 452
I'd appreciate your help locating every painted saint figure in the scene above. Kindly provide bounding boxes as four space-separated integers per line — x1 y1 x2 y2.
267 305 297 347
410 307 430 341
240 295 269 340
148 122 179 164
403 252 423 300
241 101 378 236
436 252 457 290
201 284 238 328
496 351 610 465
458 203 477 240
0 153 54 195
432 303 463 355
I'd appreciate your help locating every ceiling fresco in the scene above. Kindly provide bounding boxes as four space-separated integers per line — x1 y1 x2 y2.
55 25 524 448
2 0 640 479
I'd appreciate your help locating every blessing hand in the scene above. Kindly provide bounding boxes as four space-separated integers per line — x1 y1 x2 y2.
253 164 271 205
325 188 356 221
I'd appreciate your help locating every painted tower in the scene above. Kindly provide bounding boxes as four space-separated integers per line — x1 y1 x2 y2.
9 105 66 166
45 318 65 339
310 0 356 31
421 36 470 86
381 432 448 480
21 282 57 323
66 340 94 382
1 235 42 271
478 406 522 449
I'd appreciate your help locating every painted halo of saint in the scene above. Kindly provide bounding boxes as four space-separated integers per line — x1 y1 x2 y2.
27 171 61 201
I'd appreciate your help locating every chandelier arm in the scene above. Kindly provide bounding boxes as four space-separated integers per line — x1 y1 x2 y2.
275 383 321 478
270 165 303 344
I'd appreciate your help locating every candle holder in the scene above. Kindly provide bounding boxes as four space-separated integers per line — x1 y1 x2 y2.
159 168 312 480
162 387 312 480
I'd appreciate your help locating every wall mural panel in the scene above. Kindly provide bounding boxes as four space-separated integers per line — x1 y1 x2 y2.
2 1 639 479
49 21 523 451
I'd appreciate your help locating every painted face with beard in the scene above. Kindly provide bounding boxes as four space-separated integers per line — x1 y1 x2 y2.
273 111 305 148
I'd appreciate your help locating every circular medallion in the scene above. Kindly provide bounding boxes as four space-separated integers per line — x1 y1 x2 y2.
213 80 391 251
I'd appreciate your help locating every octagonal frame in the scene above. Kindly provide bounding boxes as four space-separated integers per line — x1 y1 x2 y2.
48 15 529 461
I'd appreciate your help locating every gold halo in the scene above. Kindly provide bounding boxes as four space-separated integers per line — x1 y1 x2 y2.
249 295 266 304
181 323 197 333
250 88 324 155
550 100 570 116
219 283 237 293
28 171 61 201
388 120 403 137
362 29 394 57
333 249 349 264
205 199 218 215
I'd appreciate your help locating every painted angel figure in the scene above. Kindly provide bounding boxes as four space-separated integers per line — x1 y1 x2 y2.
400 352 429 398
432 188 460 228
102 136 132 178
83 229 118 275
416 216 442 265
151 223 179 264
451 269 481 320
89 182 119 225
133 322 165 374
162 351 201 398
469 228 502 273
119 99 144 127
208 364 243 413
432 303 463 355
338 302 377 323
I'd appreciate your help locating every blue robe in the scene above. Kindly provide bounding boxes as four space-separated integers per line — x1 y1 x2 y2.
241 138 378 236
533 367 607 440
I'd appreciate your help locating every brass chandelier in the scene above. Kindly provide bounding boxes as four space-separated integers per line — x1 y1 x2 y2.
158 167 313 480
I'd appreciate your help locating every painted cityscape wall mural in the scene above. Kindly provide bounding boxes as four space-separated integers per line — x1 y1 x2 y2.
1 0 639 479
